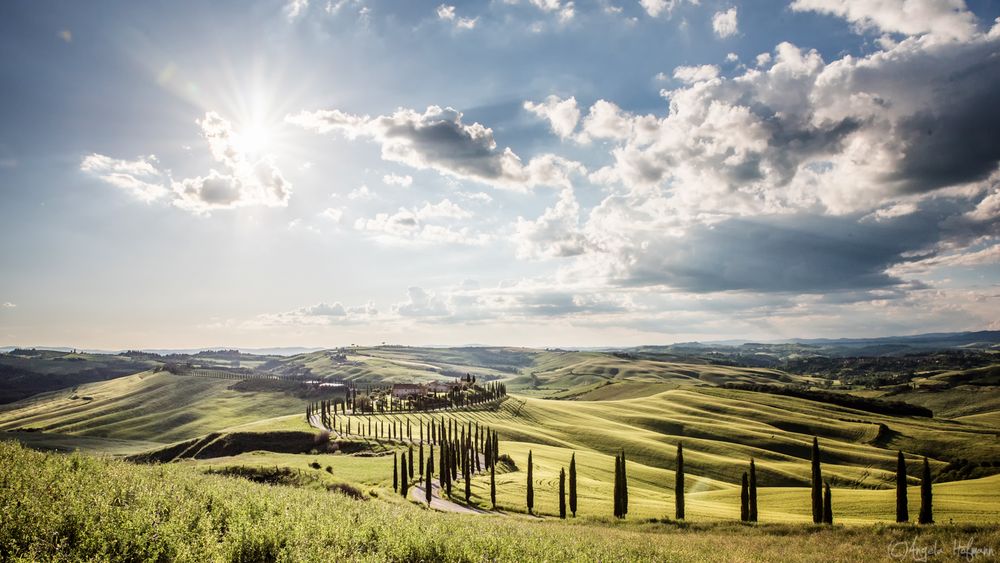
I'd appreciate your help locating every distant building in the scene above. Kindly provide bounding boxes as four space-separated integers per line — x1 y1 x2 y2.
426 381 455 394
391 383 423 399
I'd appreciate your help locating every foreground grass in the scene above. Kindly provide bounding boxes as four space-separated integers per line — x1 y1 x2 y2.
2 442 999 562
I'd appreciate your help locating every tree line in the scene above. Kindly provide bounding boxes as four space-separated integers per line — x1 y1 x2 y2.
392 418 503 508
512 437 935 523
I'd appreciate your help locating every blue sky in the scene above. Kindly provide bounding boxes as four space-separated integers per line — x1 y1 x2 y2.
1 0 999 348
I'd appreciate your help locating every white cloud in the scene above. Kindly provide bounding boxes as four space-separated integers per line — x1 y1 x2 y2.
83 112 291 216
1 302 15 308
755 52 772 67
285 0 309 20
639 0 698 18
672 64 720 84
287 105 584 191
712 7 738 38
170 112 291 215
790 0 978 41
348 185 376 200
726 52 739 62
394 287 451 317
436 4 478 29
382 173 413 187
416 199 472 220
80 154 168 203
523 95 581 139
514 187 588 259
354 199 486 246
529 0 575 22
321 207 345 222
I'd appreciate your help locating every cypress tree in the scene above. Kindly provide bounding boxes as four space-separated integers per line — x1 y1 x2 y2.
811 437 823 524
393 452 398 492
569 452 578 517
559 467 567 519
613 453 621 518
425 454 433 504
749 457 758 522
919 456 933 524
419 442 425 477
490 462 496 509
675 443 685 520
527 450 534 514
823 482 833 525
740 472 750 522
438 442 448 489
896 451 909 523
621 449 628 517
409 444 414 478
464 456 471 504
400 452 409 498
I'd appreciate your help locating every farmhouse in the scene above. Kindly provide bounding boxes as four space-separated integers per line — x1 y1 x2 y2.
390 383 422 399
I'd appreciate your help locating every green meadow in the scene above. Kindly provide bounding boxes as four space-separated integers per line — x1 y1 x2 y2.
1 346 998 560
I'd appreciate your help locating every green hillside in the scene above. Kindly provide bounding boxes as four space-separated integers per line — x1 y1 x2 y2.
3 441 998 562
0 370 304 444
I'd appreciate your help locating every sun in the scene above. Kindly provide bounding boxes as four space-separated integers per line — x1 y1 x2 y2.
234 123 272 156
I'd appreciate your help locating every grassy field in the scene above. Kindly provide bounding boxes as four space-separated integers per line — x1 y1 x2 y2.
0 370 305 443
2 441 997 562
1 346 998 560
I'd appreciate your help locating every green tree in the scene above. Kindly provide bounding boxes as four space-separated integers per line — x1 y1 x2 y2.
408 444 414 478
419 442 425 477
823 482 833 525
749 457 758 522
559 467 567 519
613 453 622 518
527 450 534 515
919 456 933 524
569 452 577 517
490 462 497 509
740 472 749 522
393 452 398 492
896 451 909 523
621 450 628 517
425 454 433 505
400 452 409 498
675 443 685 520
811 437 823 524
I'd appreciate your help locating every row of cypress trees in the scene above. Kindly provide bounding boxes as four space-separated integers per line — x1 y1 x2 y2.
896 449 934 524
812 437 934 525
396 434 937 524
393 424 502 507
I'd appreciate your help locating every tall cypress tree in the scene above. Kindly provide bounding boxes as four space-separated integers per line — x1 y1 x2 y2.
490 461 497 509
464 456 471 504
675 443 685 520
621 450 628 517
527 450 535 515
749 457 758 522
823 482 833 525
740 472 750 522
559 467 567 519
613 453 622 518
569 452 578 517
419 442 425 477
393 452 398 492
919 456 933 524
811 437 823 524
896 451 909 523
408 444 415 478
400 452 409 498
425 454 433 504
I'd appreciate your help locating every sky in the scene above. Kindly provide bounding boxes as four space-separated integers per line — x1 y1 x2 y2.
1 0 999 349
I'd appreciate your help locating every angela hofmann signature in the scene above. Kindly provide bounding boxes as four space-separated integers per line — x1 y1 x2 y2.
889 537 995 561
